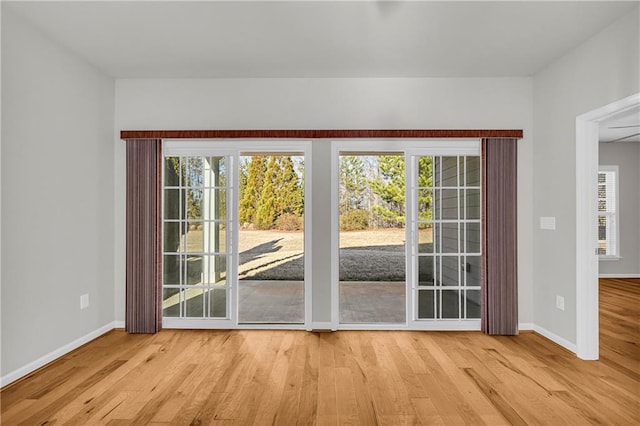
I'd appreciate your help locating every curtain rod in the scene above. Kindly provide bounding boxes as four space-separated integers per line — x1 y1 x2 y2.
121 129 523 140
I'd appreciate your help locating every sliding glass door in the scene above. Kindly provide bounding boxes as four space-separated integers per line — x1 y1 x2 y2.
333 141 481 329
161 141 311 328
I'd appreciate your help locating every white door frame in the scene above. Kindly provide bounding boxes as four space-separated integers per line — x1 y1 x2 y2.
575 92 639 360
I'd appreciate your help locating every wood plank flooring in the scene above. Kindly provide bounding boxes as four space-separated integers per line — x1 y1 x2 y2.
1 279 638 425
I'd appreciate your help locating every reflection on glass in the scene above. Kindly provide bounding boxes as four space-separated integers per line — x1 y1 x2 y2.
163 255 181 285
185 255 203 285
466 157 481 186
436 223 460 253
440 157 458 187
164 189 182 220
465 189 481 220
205 157 227 187
185 288 205 317
465 256 481 287
418 290 435 319
208 288 227 318
201 255 227 285
441 290 460 318
162 288 180 317
464 223 481 253
440 189 459 220
440 256 459 286
418 224 433 253
465 290 481 319
418 256 435 286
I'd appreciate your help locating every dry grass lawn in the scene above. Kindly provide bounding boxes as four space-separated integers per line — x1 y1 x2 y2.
182 228 428 280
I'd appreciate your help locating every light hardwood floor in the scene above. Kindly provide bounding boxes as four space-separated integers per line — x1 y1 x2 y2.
2 279 638 425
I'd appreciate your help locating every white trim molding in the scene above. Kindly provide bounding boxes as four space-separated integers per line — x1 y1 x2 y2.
0 322 116 388
533 325 577 354
598 274 640 278
518 323 535 331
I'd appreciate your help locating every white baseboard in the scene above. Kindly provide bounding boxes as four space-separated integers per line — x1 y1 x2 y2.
114 320 125 329
532 325 577 354
518 322 535 331
598 273 640 278
0 322 116 388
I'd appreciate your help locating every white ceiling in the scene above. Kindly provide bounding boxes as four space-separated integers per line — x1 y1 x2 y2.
600 105 640 143
4 1 638 78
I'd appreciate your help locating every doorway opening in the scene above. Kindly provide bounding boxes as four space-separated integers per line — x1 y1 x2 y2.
575 92 640 359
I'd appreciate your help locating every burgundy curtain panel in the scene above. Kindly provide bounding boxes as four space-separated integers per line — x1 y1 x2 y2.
481 138 518 335
125 139 162 333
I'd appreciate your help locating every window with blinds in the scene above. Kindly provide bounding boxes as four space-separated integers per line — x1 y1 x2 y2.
597 166 619 258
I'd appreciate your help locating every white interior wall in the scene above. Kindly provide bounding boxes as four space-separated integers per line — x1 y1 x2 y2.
1 9 115 380
114 77 534 326
532 7 639 344
598 142 640 276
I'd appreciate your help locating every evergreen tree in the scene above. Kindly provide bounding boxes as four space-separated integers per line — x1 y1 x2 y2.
369 156 405 227
369 156 434 226
278 156 304 216
417 157 433 222
339 156 367 214
239 156 267 224
255 156 280 229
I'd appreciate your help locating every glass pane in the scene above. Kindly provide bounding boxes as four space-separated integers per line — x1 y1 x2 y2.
203 222 227 253
434 157 441 187
185 255 203 285
186 188 204 220
418 256 435 286
434 222 460 253
184 224 204 253
184 288 205 317
417 189 434 221
464 256 481 287
439 223 459 253
208 288 227 318
418 290 435 319
164 189 183 220
163 222 182 253
162 288 180 317
185 157 204 189
440 189 459 219
441 290 460 319
206 189 228 221
465 189 481 220
418 224 434 253
458 157 464 186
440 256 459 286
164 157 181 187
464 222 481 253
440 157 458 187
417 156 433 187
201 256 228 285
466 156 481 186
163 255 181 285
465 290 481 318
205 157 227 187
